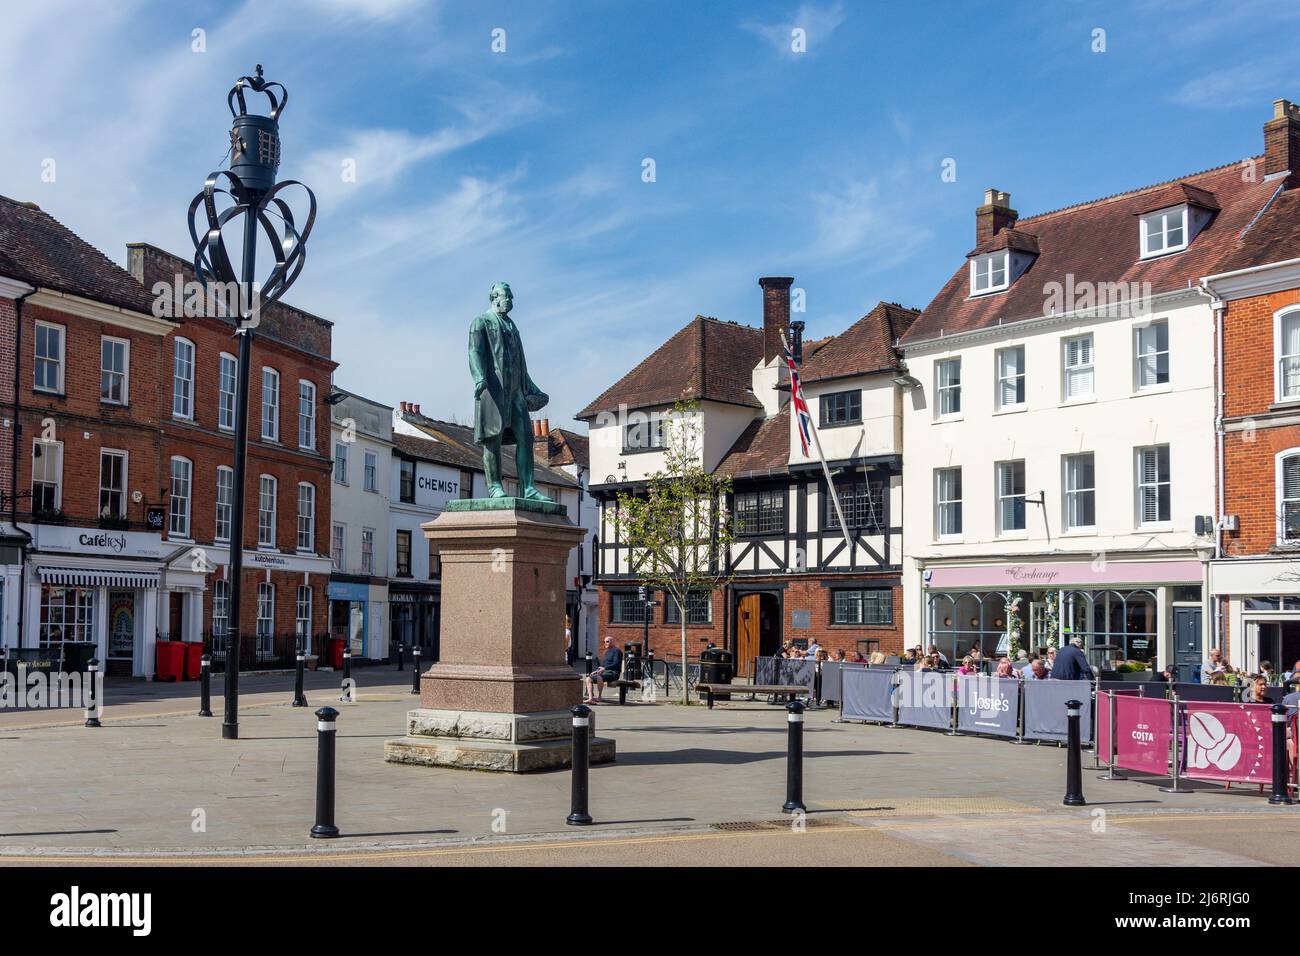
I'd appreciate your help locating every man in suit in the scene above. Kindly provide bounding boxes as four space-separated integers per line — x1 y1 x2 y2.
1051 637 1094 681
468 282 549 499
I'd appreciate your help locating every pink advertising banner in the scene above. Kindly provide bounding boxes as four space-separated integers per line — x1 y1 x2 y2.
1179 702 1272 785
923 560 1203 590
1113 695 1172 775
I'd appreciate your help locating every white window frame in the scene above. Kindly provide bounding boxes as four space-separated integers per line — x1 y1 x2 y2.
295 585 312 640
258 474 277 549
31 439 63 512
995 345 1026 411
100 336 130 405
297 482 315 552
969 251 1010 296
215 465 234 543
1276 448 1300 544
1134 320 1170 391
218 353 238 431
169 456 192 539
34 321 65 394
1140 204 1189 258
256 582 275 656
361 527 375 574
364 450 378 492
1062 334 1095 402
331 522 346 571
261 367 280 441
1063 453 1096 532
996 460 1026 535
212 579 230 638
934 467 963 539
1273 308 1300 404
1135 445 1171 528
98 448 128 520
172 337 195 419
935 358 962 419
334 442 349 484
298 379 316 450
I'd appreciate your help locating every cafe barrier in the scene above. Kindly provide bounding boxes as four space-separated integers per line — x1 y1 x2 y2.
819 661 844 703
1180 701 1272 786
754 657 817 693
955 676 1020 738
897 670 954 731
840 666 897 723
1023 679 1094 744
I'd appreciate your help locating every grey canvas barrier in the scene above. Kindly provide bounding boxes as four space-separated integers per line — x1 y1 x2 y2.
819 661 843 702
754 657 818 692
1023 679 1093 743
840 665 896 723
955 675 1020 738
1173 682 1235 703
896 670 954 731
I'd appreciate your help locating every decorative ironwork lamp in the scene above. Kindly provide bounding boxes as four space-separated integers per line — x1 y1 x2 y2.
188 66 316 740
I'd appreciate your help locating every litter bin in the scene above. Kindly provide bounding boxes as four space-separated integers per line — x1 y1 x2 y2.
699 646 733 700
61 641 96 674
155 641 186 682
623 641 643 681
182 642 205 681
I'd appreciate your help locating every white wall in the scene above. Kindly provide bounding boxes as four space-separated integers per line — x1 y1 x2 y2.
792 375 902 465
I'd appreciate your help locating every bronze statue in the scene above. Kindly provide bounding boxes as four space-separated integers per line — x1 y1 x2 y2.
468 282 549 499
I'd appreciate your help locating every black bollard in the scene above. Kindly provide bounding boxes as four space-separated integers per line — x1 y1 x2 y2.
411 645 422 695
292 645 308 707
395 641 404 671
783 699 806 813
1063 699 1086 806
310 706 340 838
84 658 102 728
584 651 593 676
341 645 352 702
1270 704 1294 806
566 704 593 826
199 654 213 717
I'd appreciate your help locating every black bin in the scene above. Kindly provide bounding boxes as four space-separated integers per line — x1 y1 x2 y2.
62 641 97 674
699 647 734 698
623 642 643 681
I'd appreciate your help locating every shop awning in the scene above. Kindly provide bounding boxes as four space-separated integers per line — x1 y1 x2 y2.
39 567 160 589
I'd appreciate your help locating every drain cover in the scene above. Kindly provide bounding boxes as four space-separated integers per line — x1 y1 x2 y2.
711 818 840 832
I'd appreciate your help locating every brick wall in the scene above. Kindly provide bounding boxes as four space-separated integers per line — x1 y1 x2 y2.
597 575 904 662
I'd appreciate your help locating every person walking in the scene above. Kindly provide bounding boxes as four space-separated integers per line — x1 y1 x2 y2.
1050 637 1093 681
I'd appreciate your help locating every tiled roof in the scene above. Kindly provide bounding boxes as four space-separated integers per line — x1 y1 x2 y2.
968 227 1041 258
902 159 1279 345
396 418 577 488
576 316 763 420
1209 186 1300 275
715 405 791 478
0 195 160 315
799 302 918 383
545 427 589 469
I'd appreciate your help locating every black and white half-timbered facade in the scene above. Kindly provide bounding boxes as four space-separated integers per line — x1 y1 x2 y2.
577 276 917 672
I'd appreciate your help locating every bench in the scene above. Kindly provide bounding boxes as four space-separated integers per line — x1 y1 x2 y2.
607 679 641 705
696 682 806 709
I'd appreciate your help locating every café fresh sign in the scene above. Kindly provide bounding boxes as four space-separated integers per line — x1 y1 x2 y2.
27 525 164 559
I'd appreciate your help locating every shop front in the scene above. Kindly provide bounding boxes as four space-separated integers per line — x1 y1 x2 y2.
1210 557 1300 675
328 578 372 659
389 582 438 661
19 524 165 677
919 555 1208 675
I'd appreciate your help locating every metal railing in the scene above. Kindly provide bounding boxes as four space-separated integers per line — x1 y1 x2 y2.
202 631 329 672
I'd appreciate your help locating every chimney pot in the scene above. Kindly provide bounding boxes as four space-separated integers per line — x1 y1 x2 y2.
976 187 1017 244
542 417 549 435
414 404 421 415
1265 97 1300 188
400 401 408 413
758 276 794 362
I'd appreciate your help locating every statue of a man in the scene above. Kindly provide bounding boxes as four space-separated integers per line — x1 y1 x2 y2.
468 282 549 499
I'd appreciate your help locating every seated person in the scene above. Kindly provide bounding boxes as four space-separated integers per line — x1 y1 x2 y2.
1024 660 1049 681
868 650 887 665
582 637 623 703
957 656 977 676
995 657 1019 679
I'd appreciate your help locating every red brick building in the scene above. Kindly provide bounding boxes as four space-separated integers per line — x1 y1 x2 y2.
128 244 335 668
1207 98 1300 673
0 198 334 676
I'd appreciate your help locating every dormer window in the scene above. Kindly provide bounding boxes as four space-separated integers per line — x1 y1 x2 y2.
1140 205 1188 258
970 252 1009 295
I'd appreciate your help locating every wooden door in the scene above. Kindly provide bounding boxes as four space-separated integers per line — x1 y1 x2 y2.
736 593 761 677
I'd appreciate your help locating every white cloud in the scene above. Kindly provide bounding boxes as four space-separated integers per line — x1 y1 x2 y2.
1172 60 1291 110
742 2 846 56
807 178 931 266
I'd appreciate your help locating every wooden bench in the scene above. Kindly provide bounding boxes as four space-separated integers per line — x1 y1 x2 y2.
607 679 641 705
696 682 806 709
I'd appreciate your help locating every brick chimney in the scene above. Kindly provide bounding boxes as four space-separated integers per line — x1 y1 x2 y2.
976 188 1017 244
758 276 793 362
1265 99 1300 188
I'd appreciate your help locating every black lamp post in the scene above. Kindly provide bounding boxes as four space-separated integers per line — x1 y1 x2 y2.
188 66 316 740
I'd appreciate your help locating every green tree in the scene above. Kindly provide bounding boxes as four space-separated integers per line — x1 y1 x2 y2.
611 401 736 703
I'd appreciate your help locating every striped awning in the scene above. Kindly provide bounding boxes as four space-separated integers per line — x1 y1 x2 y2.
39 567 160 589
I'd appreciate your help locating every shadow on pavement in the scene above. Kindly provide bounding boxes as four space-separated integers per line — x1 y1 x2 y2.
608 748 905 767
0 828 118 837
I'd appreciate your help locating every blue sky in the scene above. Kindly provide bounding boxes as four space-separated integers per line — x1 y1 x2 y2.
2 0 1298 430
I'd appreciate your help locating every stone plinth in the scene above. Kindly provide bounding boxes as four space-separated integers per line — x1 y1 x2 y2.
383 500 615 771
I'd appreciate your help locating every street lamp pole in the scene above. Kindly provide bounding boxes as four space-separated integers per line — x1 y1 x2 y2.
188 65 315 740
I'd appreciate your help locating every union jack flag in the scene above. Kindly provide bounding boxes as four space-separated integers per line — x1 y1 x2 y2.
784 341 813 456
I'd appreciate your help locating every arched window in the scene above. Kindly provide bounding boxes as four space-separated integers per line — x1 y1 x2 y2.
1275 448 1300 543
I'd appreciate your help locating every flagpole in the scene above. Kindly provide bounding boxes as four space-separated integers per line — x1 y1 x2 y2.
782 331 852 553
